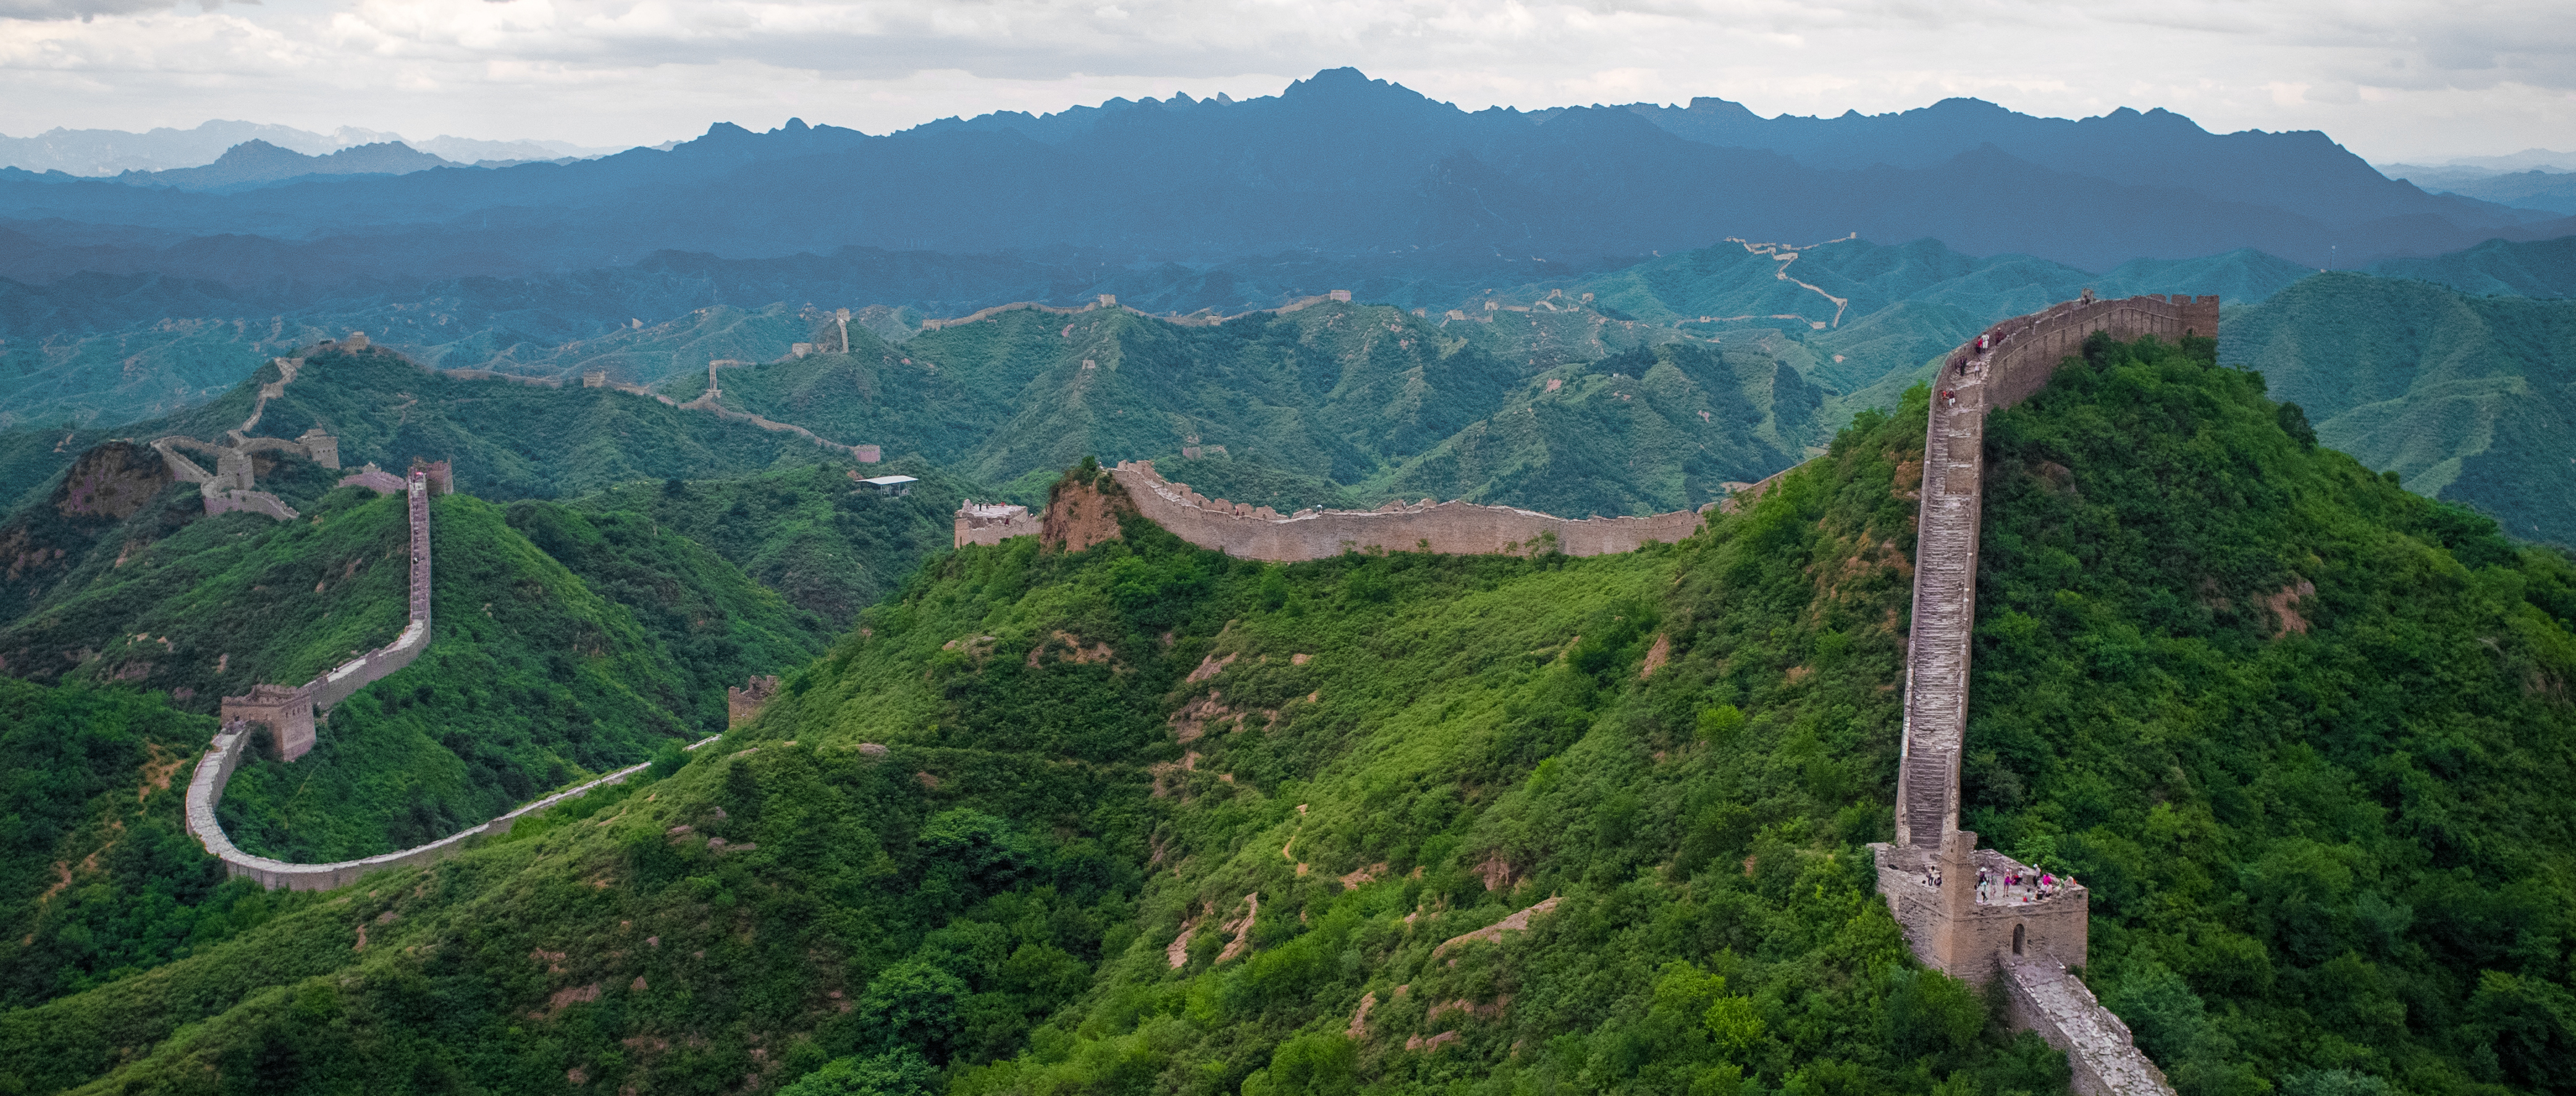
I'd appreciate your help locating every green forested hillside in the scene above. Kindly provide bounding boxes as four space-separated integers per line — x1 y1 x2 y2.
560 460 981 629
2223 273 2575 545
0 680 322 1013
0 464 951 1011
2365 236 2576 299
0 302 822 435
7 335 2567 1096
0 482 815 863
1969 333 2576 1094
667 300 1814 517
0 341 894 527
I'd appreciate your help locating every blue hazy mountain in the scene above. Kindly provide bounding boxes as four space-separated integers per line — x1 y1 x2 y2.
3 69 2569 292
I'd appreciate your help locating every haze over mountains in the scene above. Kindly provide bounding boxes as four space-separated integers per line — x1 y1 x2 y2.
0 119 612 176
0 66 2569 548
4 69 2570 293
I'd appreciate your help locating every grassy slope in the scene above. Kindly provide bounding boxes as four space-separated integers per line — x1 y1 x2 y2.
2221 273 2576 546
3 338 2571 1096
0 680 326 1012
560 460 978 631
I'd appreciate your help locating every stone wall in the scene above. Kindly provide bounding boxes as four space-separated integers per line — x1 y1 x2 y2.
1976 294 2217 410
186 466 699 892
1878 295 2200 1094
204 490 298 521
151 425 343 523
214 469 434 759
1107 461 1708 561
337 464 406 495
186 725 719 891
954 501 1042 547
2002 956 2177 1096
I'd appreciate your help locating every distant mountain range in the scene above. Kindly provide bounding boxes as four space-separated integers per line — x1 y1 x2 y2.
0 119 613 176
3 69 2569 293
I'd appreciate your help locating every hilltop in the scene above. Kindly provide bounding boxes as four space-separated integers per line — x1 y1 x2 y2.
2 332 2567 1095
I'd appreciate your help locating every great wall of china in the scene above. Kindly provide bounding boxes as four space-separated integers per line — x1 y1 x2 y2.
179 446 722 890
1868 292 2215 1096
145 332 797 890
949 293 2216 1095
171 303 2207 1082
956 467 1711 559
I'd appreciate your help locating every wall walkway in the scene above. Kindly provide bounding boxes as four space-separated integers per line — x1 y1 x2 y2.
186 467 705 891
1871 293 2213 1096
1105 461 1711 561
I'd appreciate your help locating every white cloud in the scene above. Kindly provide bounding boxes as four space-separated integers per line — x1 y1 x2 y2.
0 0 2566 161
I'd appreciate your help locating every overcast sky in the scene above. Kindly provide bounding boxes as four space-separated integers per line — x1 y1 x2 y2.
1 0 2567 162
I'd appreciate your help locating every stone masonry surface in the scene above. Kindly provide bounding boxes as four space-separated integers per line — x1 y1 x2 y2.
1878 294 2210 1095
1105 461 1710 561
2004 955 2178 1096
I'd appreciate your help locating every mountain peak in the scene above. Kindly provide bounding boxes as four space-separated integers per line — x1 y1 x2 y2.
1281 67 1436 109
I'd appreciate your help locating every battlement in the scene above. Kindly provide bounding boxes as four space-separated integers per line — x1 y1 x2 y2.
408 458 453 496
1109 461 1709 561
337 462 405 495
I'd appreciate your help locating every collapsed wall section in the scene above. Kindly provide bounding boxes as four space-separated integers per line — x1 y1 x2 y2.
955 500 1043 546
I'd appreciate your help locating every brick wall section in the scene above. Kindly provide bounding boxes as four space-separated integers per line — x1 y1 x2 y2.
197 471 436 882
1881 295 2205 1095
2003 956 2178 1096
185 727 720 891
1106 461 1709 561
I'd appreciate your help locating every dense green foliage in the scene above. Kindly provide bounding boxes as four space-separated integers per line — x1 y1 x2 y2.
2223 273 2575 546
562 460 974 629
668 299 1813 518
2 335 2570 1096
0 680 324 1013
0 396 2065 1096
1966 332 2576 1095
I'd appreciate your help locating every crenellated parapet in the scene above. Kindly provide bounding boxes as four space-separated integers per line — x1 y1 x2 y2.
1877 295 2201 1095
1103 461 1711 561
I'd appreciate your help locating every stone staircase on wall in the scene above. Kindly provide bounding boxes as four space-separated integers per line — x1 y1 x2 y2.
1872 295 2213 1096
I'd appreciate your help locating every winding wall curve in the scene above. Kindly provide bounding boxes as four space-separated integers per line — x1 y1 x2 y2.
183 469 709 890
1107 461 1711 561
